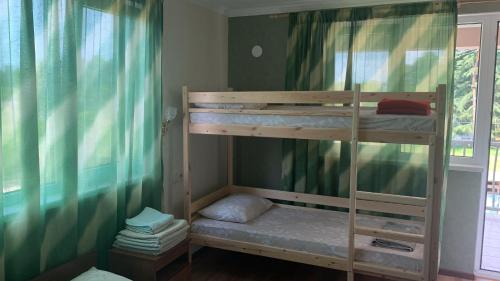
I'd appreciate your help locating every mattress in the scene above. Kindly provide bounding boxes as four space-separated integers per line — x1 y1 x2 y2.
191 205 424 272
190 108 435 132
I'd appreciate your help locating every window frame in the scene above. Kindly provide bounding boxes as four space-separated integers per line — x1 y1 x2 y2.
456 12 500 280
450 13 500 170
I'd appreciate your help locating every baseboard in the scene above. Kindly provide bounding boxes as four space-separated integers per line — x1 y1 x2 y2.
439 268 475 280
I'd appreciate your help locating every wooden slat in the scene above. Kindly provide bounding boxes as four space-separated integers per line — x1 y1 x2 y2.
427 84 447 281
189 107 353 116
230 185 349 209
362 91 436 102
357 199 426 217
189 91 354 104
190 233 348 271
354 261 423 281
356 191 427 207
188 91 436 104
358 130 434 145
183 86 192 263
354 226 425 243
190 124 353 141
182 86 191 224
190 124 434 145
191 185 231 214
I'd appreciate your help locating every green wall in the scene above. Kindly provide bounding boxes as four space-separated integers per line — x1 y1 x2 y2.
229 16 288 91
229 15 289 188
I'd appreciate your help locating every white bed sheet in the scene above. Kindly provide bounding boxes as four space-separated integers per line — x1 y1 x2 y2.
190 108 435 132
191 205 424 272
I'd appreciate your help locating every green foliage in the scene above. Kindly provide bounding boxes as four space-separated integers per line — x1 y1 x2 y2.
452 49 477 139
492 50 500 141
451 49 500 142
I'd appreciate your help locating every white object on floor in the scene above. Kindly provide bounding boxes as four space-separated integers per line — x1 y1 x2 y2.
71 267 131 281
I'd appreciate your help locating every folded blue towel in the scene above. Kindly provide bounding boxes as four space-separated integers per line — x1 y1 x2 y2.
116 225 189 248
113 229 187 256
121 219 188 241
126 223 171 235
125 207 174 234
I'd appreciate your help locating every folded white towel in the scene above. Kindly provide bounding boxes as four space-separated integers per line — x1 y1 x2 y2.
125 207 174 234
116 225 189 248
126 222 171 235
113 232 187 256
120 219 188 241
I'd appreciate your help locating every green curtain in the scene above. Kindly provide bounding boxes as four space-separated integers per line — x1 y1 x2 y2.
0 0 163 280
282 3 456 201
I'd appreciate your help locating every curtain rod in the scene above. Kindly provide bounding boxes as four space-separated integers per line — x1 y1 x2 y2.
268 0 500 19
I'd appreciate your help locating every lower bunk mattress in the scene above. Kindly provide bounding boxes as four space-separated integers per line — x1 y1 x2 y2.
191 205 424 272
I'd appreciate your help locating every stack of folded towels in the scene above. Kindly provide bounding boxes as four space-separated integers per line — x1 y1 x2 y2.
113 207 189 256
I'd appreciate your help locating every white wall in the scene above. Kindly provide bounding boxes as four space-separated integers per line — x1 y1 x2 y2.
162 0 228 218
440 170 483 275
459 2 500 14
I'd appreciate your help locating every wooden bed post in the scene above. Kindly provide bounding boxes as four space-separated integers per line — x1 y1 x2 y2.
228 136 234 186
427 84 447 281
347 84 361 281
227 88 234 188
423 135 436 281
182 86 192 225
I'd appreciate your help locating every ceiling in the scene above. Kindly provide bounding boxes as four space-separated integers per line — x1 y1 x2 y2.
188 0 432 17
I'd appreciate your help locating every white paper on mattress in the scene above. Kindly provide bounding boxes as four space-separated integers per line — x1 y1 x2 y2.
190 108 435 132
191 206 424 272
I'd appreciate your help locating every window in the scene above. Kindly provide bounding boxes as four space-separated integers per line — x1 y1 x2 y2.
451 24 481 159
451 15 500 168
1 3 142 211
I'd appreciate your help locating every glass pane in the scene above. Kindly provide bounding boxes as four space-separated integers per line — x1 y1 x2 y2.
451 24 482 158
0 2 22 194
481 22 500 273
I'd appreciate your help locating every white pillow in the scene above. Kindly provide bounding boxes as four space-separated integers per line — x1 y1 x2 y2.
194 103 267 110
199 194 273 223
71 267 132 281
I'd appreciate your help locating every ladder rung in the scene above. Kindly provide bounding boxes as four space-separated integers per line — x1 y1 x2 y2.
356 191 427 207
353 261 422 281
355 226 425 243
357 200 426 217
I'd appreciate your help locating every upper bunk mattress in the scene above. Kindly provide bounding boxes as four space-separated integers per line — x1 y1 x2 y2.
190 108 435 132
191 205 424 272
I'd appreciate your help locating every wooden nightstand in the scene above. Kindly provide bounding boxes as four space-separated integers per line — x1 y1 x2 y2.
109 239 190 281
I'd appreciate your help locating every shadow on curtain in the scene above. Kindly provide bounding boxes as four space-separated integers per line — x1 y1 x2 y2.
282 3 456 202
0 0 163 280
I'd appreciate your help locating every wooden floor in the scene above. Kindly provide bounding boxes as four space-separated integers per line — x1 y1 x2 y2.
191 248 497 281
482 213 500 271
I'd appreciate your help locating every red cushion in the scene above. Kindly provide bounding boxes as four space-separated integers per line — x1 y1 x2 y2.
376 99 431 116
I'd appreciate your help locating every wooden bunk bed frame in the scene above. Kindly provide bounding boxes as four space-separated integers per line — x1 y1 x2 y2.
182 84 447 281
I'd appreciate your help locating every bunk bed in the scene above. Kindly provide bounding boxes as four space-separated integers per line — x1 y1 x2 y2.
182 84 447 281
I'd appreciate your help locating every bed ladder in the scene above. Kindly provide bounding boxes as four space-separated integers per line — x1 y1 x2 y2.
347 85 438 281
